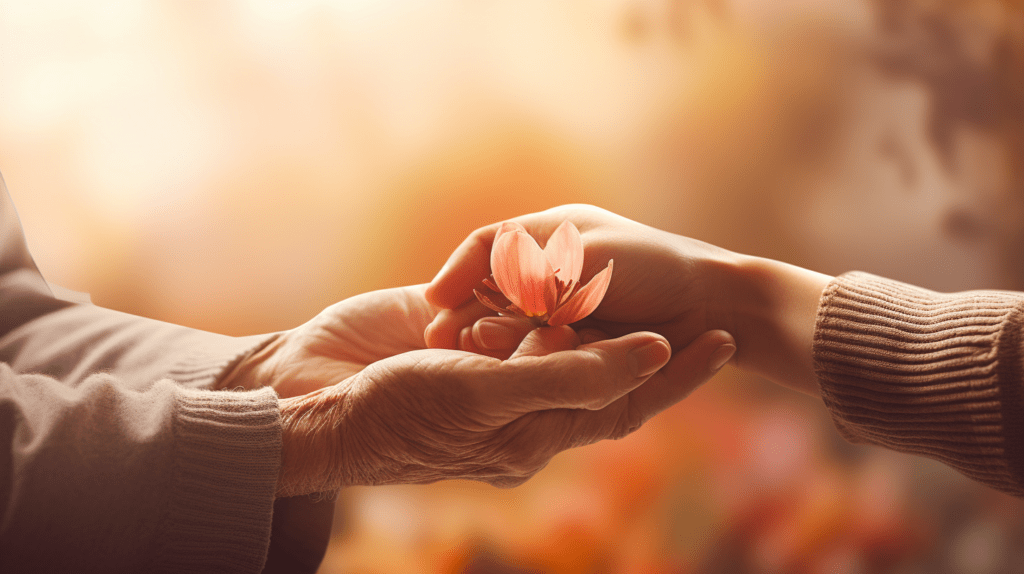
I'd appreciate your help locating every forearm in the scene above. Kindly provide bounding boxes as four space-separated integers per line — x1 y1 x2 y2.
0 300 276 391
701 251 832 396
704 251 1024 495
277 389 335 498
0 365 280 572
2 180 274 391
278 379 376 497
812 272 1024 496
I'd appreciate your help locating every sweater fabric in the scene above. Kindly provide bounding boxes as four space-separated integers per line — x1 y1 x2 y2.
0 173 282 572
814 271 1024 497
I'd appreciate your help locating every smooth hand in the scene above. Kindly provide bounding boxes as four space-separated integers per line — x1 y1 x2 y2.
424 205 830 396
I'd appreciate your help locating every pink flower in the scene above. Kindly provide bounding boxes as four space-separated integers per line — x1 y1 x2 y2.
474 220 613 327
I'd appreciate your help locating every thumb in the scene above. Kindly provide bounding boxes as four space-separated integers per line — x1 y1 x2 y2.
541 330 737 450
426 223 500 309
491 330 673 413
620 329 737 427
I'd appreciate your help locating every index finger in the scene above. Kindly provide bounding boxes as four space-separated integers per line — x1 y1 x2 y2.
425 222 501 309
426 210 575 309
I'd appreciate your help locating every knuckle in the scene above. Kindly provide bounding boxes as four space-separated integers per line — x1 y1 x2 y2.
582 390 612 411
550 203 603 216
581 361 620 411
471 225 498 245
500 442 553 478
611 398 646 440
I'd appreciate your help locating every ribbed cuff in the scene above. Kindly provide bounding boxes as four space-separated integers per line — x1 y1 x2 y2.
154 386 282 573
814 272 1024 496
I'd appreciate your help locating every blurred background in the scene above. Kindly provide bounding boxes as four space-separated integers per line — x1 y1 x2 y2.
2 0 1023 572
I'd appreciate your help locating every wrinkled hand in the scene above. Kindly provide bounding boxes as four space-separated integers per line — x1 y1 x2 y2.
276 323 732 497
222 284 439 398
218 285 439 573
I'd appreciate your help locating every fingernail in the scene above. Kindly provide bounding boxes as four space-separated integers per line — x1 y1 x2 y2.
629 341 671 378
476 321 517 350
708 344 736 372
459 327 477 352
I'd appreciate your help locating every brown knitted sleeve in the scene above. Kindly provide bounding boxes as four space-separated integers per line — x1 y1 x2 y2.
813 271 1024 497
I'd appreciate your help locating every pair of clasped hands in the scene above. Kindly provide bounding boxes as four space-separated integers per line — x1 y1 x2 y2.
225 205 831 498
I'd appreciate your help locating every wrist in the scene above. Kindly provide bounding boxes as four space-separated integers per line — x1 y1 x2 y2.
216 333 285 391
277 386 349 497
703 252 832 396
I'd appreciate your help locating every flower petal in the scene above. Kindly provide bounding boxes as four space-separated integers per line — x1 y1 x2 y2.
493 221 528 247
491 230 556 316
547 259 613 326
543 220 584 285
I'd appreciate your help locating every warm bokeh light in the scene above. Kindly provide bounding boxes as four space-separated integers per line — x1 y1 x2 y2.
3 0 1023 572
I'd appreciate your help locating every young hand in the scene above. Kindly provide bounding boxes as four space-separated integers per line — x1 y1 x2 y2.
425 205 830 396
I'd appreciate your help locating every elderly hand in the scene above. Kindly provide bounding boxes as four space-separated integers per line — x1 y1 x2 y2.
218 283 727 494
220 285 441 573
275 319 733 496
425 205 828 396
221 284 440 398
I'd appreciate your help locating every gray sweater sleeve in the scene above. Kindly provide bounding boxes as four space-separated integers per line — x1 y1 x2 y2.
0 174 286 571
0 365 281 573
0 172 278 391
814 271 1024 496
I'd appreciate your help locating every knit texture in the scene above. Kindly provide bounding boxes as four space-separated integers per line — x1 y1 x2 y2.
155 386 282 573
814 271 1024 496
1 175 288 571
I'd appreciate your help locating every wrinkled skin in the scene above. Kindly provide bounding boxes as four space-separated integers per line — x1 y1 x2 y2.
224 285 442 400
224 282 732 572
221 286 449 573
224 283 731 493
281 322 732 493
267 285 736 494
